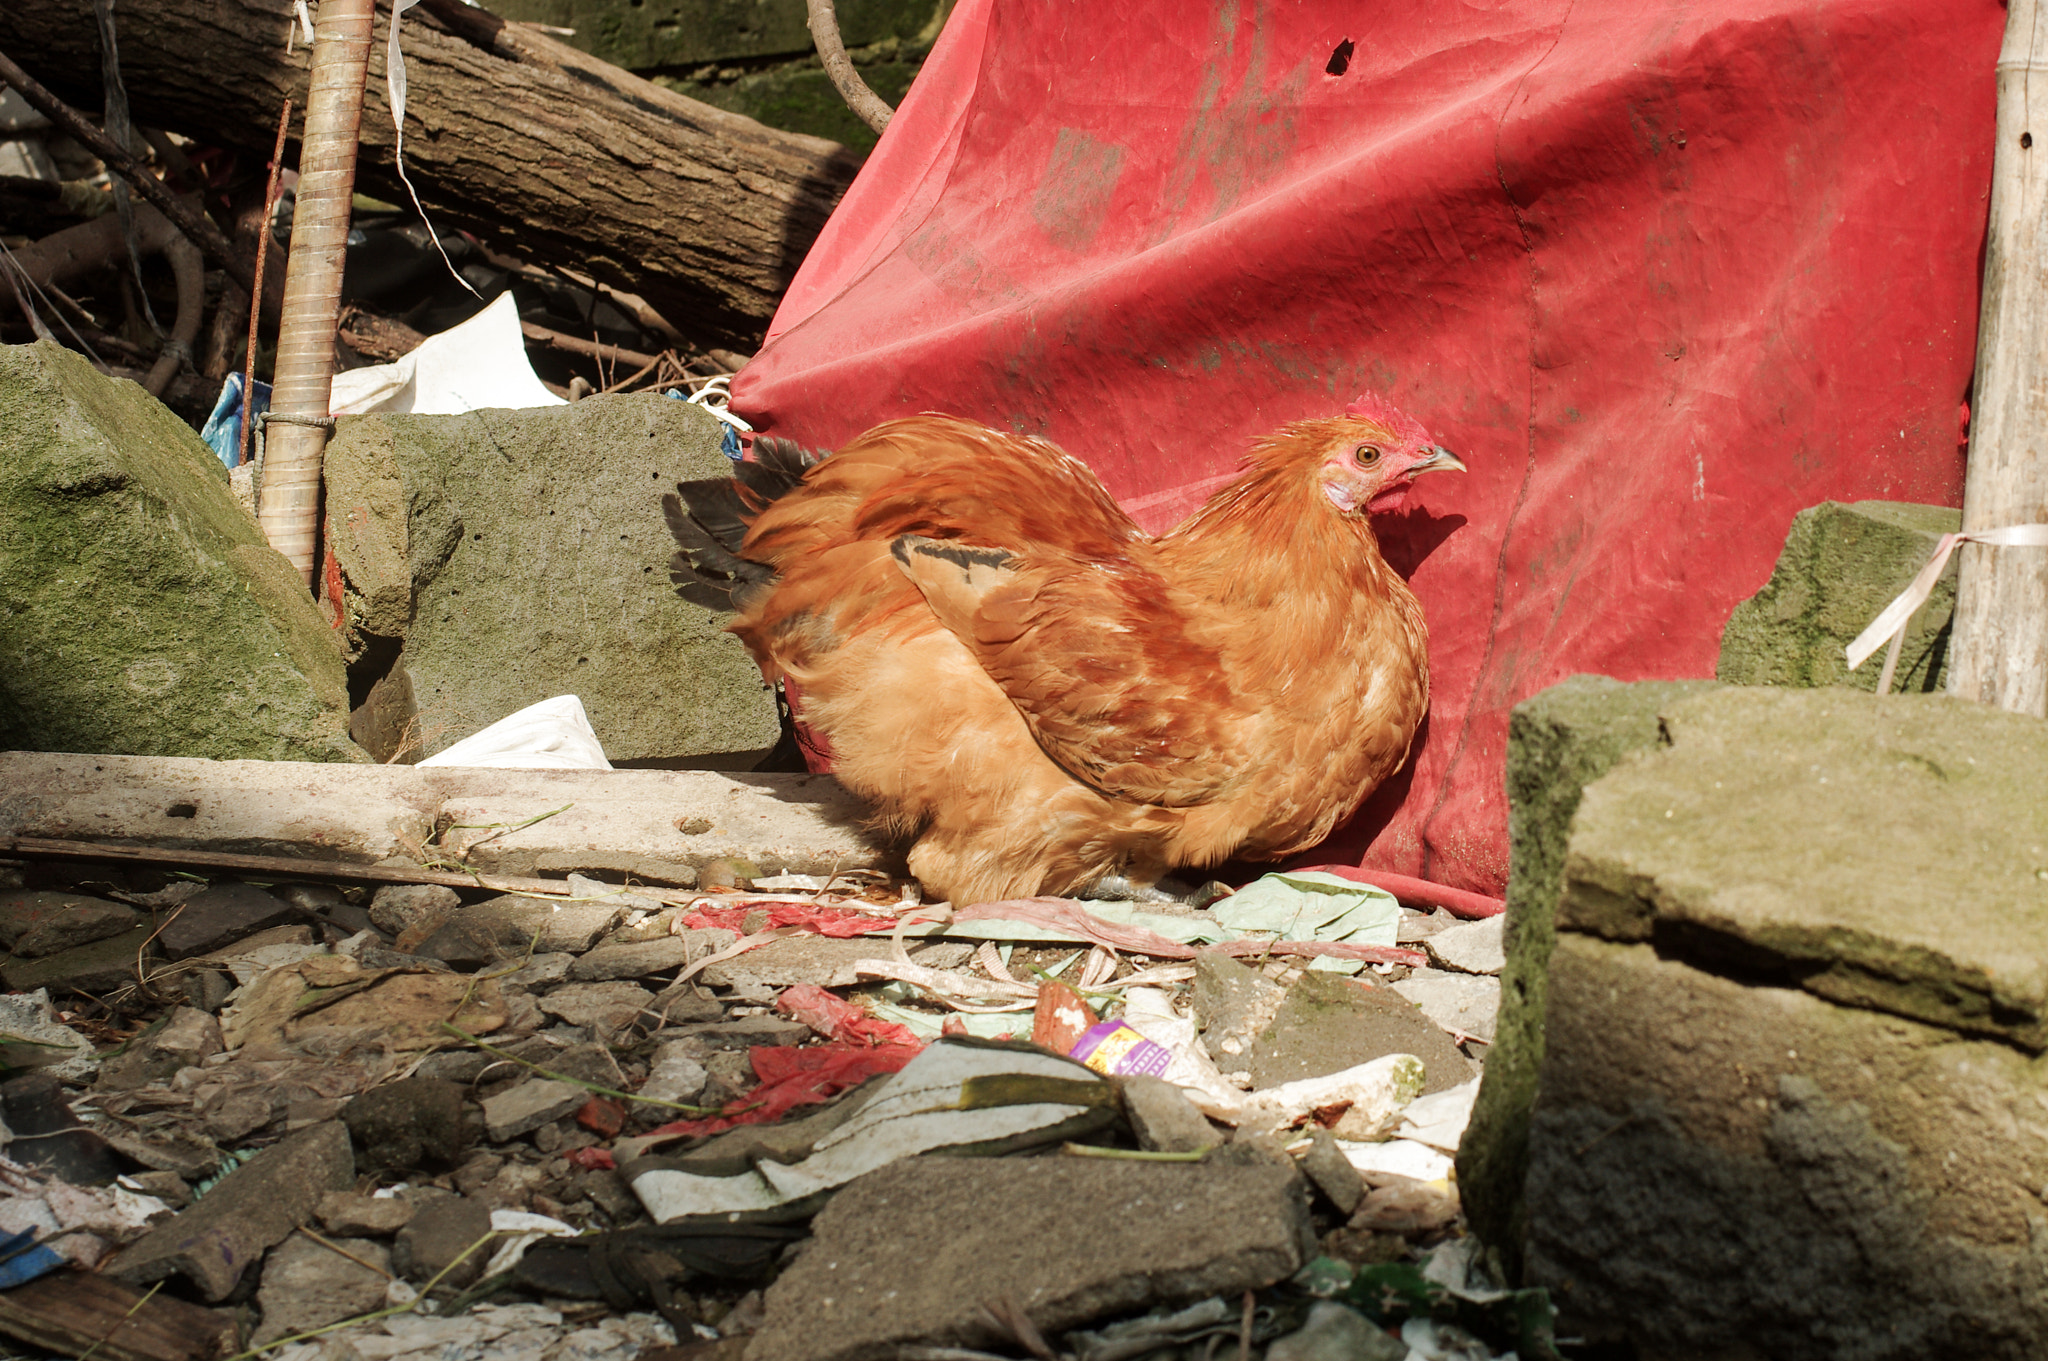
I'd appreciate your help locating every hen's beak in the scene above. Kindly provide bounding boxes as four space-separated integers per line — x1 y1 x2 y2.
1411 446 1467 475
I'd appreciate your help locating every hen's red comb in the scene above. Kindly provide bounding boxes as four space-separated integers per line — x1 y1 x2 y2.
1345 391 1432 445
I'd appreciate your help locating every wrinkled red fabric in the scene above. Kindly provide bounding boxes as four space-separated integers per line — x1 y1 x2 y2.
731 0 1999 896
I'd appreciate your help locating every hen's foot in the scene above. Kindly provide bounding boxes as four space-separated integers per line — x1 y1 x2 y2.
1078 873 1231 909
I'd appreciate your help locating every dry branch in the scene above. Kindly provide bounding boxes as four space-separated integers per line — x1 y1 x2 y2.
0 0 862 347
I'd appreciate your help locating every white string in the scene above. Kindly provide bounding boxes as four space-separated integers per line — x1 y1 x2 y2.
1846 523 2048 691
685 373 755 432
387 0 481 298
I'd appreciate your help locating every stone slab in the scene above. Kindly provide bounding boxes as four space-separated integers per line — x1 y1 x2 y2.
1423 915 1504 974
0 752 888 884
746 1156 1311 1361
0 341 362 762
696 935 885 989
0 889 140 955
1562 686 2048 1048
103 1120 355 1301
1718 500 1960 694
252 1233 391 1347
1245 971 1471 1095
1526 932 2048 1359
1390 969 1500 1044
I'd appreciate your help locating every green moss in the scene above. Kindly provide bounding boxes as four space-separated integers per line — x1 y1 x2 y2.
1455 675 1712 1276
1718 501 1960 693
0 342 362 762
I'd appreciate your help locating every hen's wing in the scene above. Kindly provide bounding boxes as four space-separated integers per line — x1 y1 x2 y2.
891 534 1248 808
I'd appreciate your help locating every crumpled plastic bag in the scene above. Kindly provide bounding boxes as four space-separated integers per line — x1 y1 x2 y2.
418 695 611 770
622 1037 1116 1222
329 291 563 416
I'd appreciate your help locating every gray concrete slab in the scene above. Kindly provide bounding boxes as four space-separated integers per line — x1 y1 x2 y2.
0 752 889 884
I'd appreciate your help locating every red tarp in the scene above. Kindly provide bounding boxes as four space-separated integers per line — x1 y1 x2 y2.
730 0 2001 896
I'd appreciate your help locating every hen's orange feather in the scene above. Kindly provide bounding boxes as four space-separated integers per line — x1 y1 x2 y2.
666 407 1463 905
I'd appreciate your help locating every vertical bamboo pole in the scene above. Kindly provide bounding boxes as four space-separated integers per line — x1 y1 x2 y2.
256 0 374 587
1950 0 2048 716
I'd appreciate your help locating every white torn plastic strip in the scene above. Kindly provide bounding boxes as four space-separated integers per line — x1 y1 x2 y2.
1846 523 2048 692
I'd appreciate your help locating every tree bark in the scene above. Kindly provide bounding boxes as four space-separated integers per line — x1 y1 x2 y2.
0 0 862 347
1950 0 2048 716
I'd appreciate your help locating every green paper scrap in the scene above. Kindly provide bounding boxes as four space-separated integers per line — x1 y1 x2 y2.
869 1002 1034 1042
875 873 1399 974
1208 871 1401 972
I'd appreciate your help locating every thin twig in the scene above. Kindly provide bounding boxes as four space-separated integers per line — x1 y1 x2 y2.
804 0 893 134
239 98 291 471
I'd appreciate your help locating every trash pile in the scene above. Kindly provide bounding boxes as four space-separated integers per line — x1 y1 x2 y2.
0 847 1541 1361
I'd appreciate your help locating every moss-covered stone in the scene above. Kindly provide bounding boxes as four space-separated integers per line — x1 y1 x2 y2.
1718 500 1960 693
1456 675 1712 1274
1563 685 2048 1048
0 341 362 762
322 394 780 767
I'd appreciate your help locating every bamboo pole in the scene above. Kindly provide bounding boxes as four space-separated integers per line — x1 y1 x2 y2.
256 0 373 586
1950 0 2048 716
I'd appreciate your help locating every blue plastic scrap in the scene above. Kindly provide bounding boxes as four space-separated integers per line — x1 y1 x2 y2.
200 372 273 470
0 1227 65 1289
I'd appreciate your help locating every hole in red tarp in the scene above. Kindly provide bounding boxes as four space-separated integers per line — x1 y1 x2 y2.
1326 39 1355 76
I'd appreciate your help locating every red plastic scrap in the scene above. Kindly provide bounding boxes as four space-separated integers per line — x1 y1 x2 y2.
566 1146 616 1171
681 902 890 938
636 986 926 1142
577 1096 627 1138
776 982 925 1048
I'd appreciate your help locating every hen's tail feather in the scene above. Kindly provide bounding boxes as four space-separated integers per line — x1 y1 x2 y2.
663 436 827 612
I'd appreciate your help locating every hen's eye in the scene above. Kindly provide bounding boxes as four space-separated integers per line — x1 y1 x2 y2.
1354 445 1383 466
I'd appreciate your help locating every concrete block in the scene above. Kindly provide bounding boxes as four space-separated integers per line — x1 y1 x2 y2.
322 395 778 767
1500 683 2048 1356
0 341 362 762
0 752 889 884
1455 674 1710 1266
747 1157 1311 1361
1719 500 1960 693
1529 933 2048 1358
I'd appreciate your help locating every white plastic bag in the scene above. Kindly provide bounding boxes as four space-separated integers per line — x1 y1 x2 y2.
417 695 612 770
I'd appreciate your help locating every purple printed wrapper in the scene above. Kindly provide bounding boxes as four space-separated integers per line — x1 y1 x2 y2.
1068 1020 1172 1078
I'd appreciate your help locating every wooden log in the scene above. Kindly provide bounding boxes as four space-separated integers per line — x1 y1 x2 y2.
0 0 860 348
1950 0 2048 716
0 1270 235 1361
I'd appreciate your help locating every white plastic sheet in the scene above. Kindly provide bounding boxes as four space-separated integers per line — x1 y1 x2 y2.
417 695 612 770
330 292 563 416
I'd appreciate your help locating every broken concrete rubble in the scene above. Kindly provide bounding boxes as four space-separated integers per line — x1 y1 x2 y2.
0 797 1504 1360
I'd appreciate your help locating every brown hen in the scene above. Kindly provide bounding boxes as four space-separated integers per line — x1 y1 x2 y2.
664 397 1464 905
